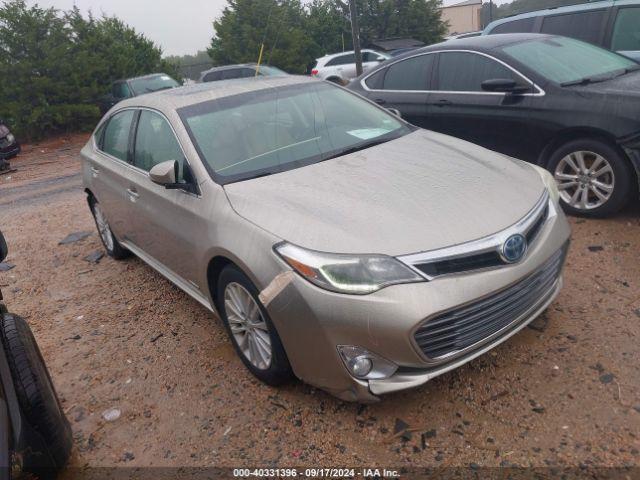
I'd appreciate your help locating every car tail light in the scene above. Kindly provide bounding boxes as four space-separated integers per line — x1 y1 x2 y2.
311 69 319 76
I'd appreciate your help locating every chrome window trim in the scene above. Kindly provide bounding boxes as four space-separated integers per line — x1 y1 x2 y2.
397 191 553 280
93 106 202 198
360 49 546 97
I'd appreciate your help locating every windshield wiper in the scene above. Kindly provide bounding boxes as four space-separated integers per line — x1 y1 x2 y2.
323 137 394 161
561 66 640 87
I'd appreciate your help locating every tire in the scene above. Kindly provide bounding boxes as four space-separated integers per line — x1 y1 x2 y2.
216 266 293 386
0 314 72 473
547 138 634 217
88 196 129 259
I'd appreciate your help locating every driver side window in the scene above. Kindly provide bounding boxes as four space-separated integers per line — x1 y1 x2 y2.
133 110 192 184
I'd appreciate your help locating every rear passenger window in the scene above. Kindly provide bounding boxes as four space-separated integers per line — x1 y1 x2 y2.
436 52 519 92
382 54 434 90
203 71 221 82
365 69 385 89
101 110 134 161
134 111 189 182
611 7 640 51
490 17 536 34
326 54 355 66
541 10 606 45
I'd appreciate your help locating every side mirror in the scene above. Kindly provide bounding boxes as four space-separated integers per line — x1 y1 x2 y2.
387 108 402 118
481 78 531 94
0 230 7 263
149 160 178 186
149 160 198 194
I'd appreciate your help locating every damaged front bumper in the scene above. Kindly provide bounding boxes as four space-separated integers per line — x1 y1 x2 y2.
263 202 571 403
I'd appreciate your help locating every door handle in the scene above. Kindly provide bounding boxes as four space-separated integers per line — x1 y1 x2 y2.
433 99 453 107
127 188 139 202
91 167 100 178
374 98 386 105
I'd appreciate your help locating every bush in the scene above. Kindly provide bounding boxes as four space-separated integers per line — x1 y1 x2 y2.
0 0 180 140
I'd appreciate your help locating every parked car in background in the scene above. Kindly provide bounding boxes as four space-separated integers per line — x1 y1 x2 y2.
311 50 390 84
0 230 72 479
199 64 287 83
349 33 640 217
484 0 640 61
81 76 569 402
100 73 180 114
0 121 20 169
445 30 483 40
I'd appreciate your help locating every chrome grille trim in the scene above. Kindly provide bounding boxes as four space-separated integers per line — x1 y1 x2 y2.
398 191 553 280
413 244 568 361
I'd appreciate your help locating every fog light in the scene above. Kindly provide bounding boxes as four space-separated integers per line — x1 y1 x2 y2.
337 345 398 380
350 356 373 377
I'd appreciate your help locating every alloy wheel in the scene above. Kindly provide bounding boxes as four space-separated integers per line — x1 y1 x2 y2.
93 203 114 251
554 150 615 211
224 282 272 370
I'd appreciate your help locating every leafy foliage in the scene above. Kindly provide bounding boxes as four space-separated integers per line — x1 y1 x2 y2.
208 0 447 74
0 0 179 139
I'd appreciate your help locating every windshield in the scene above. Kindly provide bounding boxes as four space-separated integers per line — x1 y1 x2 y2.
130 74 180 95
501 36 639 85
179 82 410 184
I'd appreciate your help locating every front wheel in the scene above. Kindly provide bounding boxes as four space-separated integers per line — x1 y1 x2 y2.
88 196 129 259
217 266 293 386
547 139 634 217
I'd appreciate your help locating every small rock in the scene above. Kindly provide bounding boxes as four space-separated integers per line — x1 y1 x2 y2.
532 406 546 414
0 262 15 272
83 251 104 264
633 405 640 413
102 408 121 422
66 335 81 341
121 451 135 462
424 429 437 439
599 373 615 384
634 309 640 319
393 418 412 441
150 333 164 343
528 313 548 332
587 245 604 252
59 231 92 245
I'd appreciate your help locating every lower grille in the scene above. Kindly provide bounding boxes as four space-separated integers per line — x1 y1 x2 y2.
414 244 568 359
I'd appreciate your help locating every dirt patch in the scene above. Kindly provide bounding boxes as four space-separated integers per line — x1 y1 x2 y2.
0 140 638 472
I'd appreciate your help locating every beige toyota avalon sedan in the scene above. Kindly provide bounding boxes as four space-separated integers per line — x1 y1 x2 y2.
81 76 570 402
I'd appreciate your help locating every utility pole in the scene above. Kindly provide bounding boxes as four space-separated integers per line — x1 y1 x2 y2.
349 0 363 76
489 0 493 24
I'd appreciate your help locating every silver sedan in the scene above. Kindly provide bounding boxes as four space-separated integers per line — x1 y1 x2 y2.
81 76 571 402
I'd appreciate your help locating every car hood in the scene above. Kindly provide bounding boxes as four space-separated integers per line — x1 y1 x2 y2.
224 130 545 256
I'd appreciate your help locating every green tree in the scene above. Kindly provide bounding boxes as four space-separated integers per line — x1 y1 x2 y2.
0 0 179 139
208 0 447 74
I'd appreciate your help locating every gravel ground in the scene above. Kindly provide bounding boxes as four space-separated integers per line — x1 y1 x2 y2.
0 135 639 474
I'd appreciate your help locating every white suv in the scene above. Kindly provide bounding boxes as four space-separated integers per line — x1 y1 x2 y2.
311 50 390 84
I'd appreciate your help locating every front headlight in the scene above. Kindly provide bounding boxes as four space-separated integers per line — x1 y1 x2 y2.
275 242 424 295
5 133 15 144
531 164 560 205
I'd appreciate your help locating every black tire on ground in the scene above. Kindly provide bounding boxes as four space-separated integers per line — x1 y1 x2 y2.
216 265 294 386
0 314 72 473
88 196 129 260
547 138 635 217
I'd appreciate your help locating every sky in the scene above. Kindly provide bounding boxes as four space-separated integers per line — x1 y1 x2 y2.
26 0 510 57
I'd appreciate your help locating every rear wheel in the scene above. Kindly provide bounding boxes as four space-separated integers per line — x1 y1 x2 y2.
0 314 72 475
547 139 634 217
217 266 293 386
89 196 129 259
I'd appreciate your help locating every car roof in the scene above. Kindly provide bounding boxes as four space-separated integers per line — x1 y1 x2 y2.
200 64 259 75
316 49 380 61
115 75 314 112
484 0 638 32
405 32 555 56
117 73 170 83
